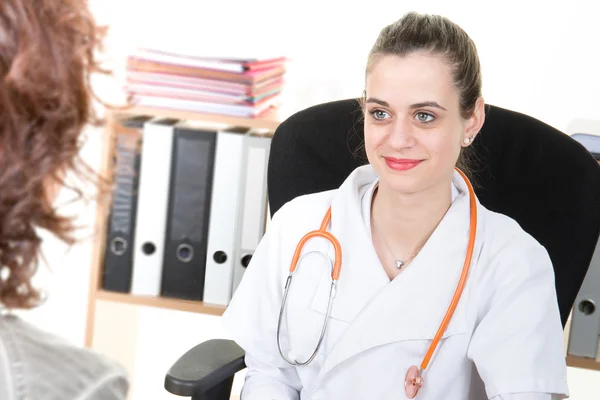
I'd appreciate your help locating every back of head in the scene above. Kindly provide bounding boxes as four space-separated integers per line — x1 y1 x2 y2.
366 12 483 176
0 0 106 310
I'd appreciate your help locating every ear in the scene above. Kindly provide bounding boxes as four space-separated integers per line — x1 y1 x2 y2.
461 97 485 147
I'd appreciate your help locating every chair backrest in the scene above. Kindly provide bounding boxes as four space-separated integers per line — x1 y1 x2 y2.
267 98 600 327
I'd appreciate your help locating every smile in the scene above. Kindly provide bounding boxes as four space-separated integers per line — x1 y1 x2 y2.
384 157 423 171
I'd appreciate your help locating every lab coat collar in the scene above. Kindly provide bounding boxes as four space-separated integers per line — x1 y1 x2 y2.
309 165 389 323
311 164 481 383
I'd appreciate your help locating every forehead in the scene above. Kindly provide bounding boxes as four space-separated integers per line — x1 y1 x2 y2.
365 53 458 108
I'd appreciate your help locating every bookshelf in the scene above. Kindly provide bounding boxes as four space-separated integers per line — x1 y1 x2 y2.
84 106 281 347
115 106 282 131
567 355 600 371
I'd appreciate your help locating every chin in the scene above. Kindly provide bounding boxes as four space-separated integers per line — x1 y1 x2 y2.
380 170 425 195
378 160 438 193
389 181 426 195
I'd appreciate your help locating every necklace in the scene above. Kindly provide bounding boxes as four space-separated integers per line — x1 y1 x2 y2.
371 216 421 269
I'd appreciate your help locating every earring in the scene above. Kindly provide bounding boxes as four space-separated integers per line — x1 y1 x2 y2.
463 136 473 145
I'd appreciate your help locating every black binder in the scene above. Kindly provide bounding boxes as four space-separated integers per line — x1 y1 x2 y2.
102 115 151 293
160 124 217 300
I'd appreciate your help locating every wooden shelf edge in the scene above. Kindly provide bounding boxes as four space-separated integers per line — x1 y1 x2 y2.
85 114 118 348
566 354 600 371
109 105 282 131
95 290 227 316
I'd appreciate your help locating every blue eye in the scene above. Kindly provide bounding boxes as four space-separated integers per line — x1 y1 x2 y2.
416 112 434 123
370 109 389 120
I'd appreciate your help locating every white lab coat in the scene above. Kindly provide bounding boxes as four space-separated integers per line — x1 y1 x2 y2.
222 165 569 400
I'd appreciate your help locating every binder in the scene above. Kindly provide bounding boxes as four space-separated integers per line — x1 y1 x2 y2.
571 133 600 160
231 130 272 296
130 118 179 296
202 127 250 306
567 131 600 359
568 237 600 359
102 115 151 293
160 122 219 300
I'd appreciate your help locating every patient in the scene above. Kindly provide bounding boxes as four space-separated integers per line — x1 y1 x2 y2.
0 0 128 399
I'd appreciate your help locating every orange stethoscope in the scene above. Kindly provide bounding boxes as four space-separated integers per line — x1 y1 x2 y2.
276 168 477 398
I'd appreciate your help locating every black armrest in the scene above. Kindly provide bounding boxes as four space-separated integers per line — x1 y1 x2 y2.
165 339 246 399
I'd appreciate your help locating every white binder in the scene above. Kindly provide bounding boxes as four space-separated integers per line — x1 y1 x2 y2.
130 118 179 296
231 130 272 296
203 127 250 305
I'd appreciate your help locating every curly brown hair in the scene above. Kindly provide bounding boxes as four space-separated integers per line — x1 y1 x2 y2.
0 0 109 309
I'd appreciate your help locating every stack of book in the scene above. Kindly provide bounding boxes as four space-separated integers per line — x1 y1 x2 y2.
124 48 287 118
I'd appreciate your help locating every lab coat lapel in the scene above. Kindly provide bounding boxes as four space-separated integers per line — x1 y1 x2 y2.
317 170 481 383
309 166 390 323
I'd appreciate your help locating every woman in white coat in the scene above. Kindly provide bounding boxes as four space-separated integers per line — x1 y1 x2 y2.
222 11 569 400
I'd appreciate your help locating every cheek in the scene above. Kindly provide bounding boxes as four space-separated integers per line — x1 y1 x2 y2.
414 125 458 158
364 121 392 144
363 126 382 156
428 129 463 163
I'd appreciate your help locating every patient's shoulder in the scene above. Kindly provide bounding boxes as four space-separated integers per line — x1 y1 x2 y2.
0 315 128 400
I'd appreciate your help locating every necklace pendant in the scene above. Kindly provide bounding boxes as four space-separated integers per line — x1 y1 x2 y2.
396 260 404 269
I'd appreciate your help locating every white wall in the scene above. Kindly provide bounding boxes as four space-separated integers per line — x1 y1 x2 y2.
14 0 600 399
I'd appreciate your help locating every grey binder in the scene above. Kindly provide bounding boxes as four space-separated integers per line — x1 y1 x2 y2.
567 131 600 359
568 237 600 359
571 133 600 160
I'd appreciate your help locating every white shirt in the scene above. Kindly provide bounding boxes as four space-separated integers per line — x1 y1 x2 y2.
223 165 569 400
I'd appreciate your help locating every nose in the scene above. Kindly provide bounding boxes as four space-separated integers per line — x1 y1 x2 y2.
388 116 417 148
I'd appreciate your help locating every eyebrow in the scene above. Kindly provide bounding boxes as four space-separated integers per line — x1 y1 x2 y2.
411 101 447 111
366 97 447 111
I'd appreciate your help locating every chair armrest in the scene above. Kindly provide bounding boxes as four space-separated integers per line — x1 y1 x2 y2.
164 339 246 397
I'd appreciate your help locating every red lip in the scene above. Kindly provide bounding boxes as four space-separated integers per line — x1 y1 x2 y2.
384 157 423 171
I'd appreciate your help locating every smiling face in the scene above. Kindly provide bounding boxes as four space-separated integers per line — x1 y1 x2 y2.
364 52 483 195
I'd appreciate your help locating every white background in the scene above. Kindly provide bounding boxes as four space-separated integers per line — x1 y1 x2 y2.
13 0 600 399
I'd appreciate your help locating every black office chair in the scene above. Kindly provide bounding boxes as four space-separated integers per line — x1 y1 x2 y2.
163 99 600 400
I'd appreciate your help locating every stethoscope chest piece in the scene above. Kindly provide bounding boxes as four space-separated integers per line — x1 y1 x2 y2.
404 365 423 398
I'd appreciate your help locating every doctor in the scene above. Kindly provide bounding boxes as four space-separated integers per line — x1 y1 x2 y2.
222 11 569 400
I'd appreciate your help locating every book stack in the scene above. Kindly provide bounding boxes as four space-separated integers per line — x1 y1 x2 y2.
124 48 287 118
